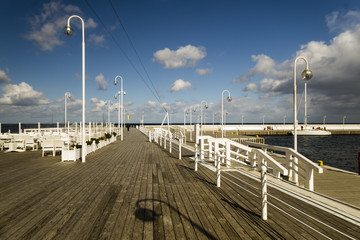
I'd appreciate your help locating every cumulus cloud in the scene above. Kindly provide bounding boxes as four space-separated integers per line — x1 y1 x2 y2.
90 97 107 112
0 70 11 83
326 10 360 33
244 83 257 91
25 1 97 51
0 82 50 106
249 54 277 77
196 68 213 75
168 79 192 92
153 44 206 69
95 73 108 90
239 15 360 121
147 101 158 108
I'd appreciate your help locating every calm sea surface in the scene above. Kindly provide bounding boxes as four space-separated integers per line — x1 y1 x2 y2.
1 124 359 173
263 135 360 173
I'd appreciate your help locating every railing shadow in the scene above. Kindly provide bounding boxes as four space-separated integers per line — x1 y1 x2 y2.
135 199 218 240
177 164 286 240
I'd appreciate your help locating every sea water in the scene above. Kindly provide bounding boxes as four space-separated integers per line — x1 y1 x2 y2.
263 135 360 173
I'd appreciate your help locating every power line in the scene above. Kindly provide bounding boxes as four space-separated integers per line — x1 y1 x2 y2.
108 0 163 105
84 0 167 112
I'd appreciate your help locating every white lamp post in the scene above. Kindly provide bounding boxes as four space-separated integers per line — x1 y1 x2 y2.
343 115 346 125
323 115 326 125
200 100 208 126
114 75 126 141
293 56 313 152
283 115 286 125
64 92 71 125
65 15 86 163
221 90 232 138
200 100 208 136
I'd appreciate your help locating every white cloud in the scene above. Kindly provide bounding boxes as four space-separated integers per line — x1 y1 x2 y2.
0 82 50 106
147 101 158 108
196 68 213 75
244 83 257 91
95 73 108 90
90 97 106 112
168 79 192 92
125 101 134 107
326 10 360 33
153 44 206 69
240 21 360 121
0 70 11 83
85 18 97 28
25 1 97 51
249 54 276 77
88 34 105 46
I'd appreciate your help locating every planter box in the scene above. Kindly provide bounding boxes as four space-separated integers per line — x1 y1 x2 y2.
61 148 80 162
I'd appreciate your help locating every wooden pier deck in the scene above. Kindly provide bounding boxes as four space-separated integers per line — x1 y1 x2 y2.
0 129 359 239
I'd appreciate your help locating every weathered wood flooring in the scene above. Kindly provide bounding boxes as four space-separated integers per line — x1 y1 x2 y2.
0 129 359 239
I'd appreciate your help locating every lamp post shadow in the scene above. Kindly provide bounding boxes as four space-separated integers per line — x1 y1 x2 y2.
135 199 218 240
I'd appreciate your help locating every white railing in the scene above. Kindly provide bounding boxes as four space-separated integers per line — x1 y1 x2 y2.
194 137 289 220
146 127 185 160
244 142 323 191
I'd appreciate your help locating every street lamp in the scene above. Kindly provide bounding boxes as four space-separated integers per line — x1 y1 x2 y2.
114 75 126 141
200 100 208 135
221 90 232 138
200 100 208 126
323 115 326 125
343 115 346 125
293 56 313 152
65 15 86 163
283 115 286 125
64 92 72 125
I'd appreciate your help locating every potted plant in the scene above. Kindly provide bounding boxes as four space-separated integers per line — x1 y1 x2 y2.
62 144 81 162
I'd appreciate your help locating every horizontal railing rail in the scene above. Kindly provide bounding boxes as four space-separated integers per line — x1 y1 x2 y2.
244 141 322 191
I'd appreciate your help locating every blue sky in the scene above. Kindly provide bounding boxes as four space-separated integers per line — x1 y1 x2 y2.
1 0 360 124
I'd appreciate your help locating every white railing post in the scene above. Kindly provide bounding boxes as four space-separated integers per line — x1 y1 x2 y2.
214 141 219 166
286 152 292 179
169 133 172 153
249 151 257 168
217 154 221 187
195 143 198 171
164 132 167 149
160 132 162 146
305 166 314 191
149 131 152 142
209 140 213 160
293 155 299 184
179 136 182 160
225 141 231 166
261 157 268 220
200 138 204 160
